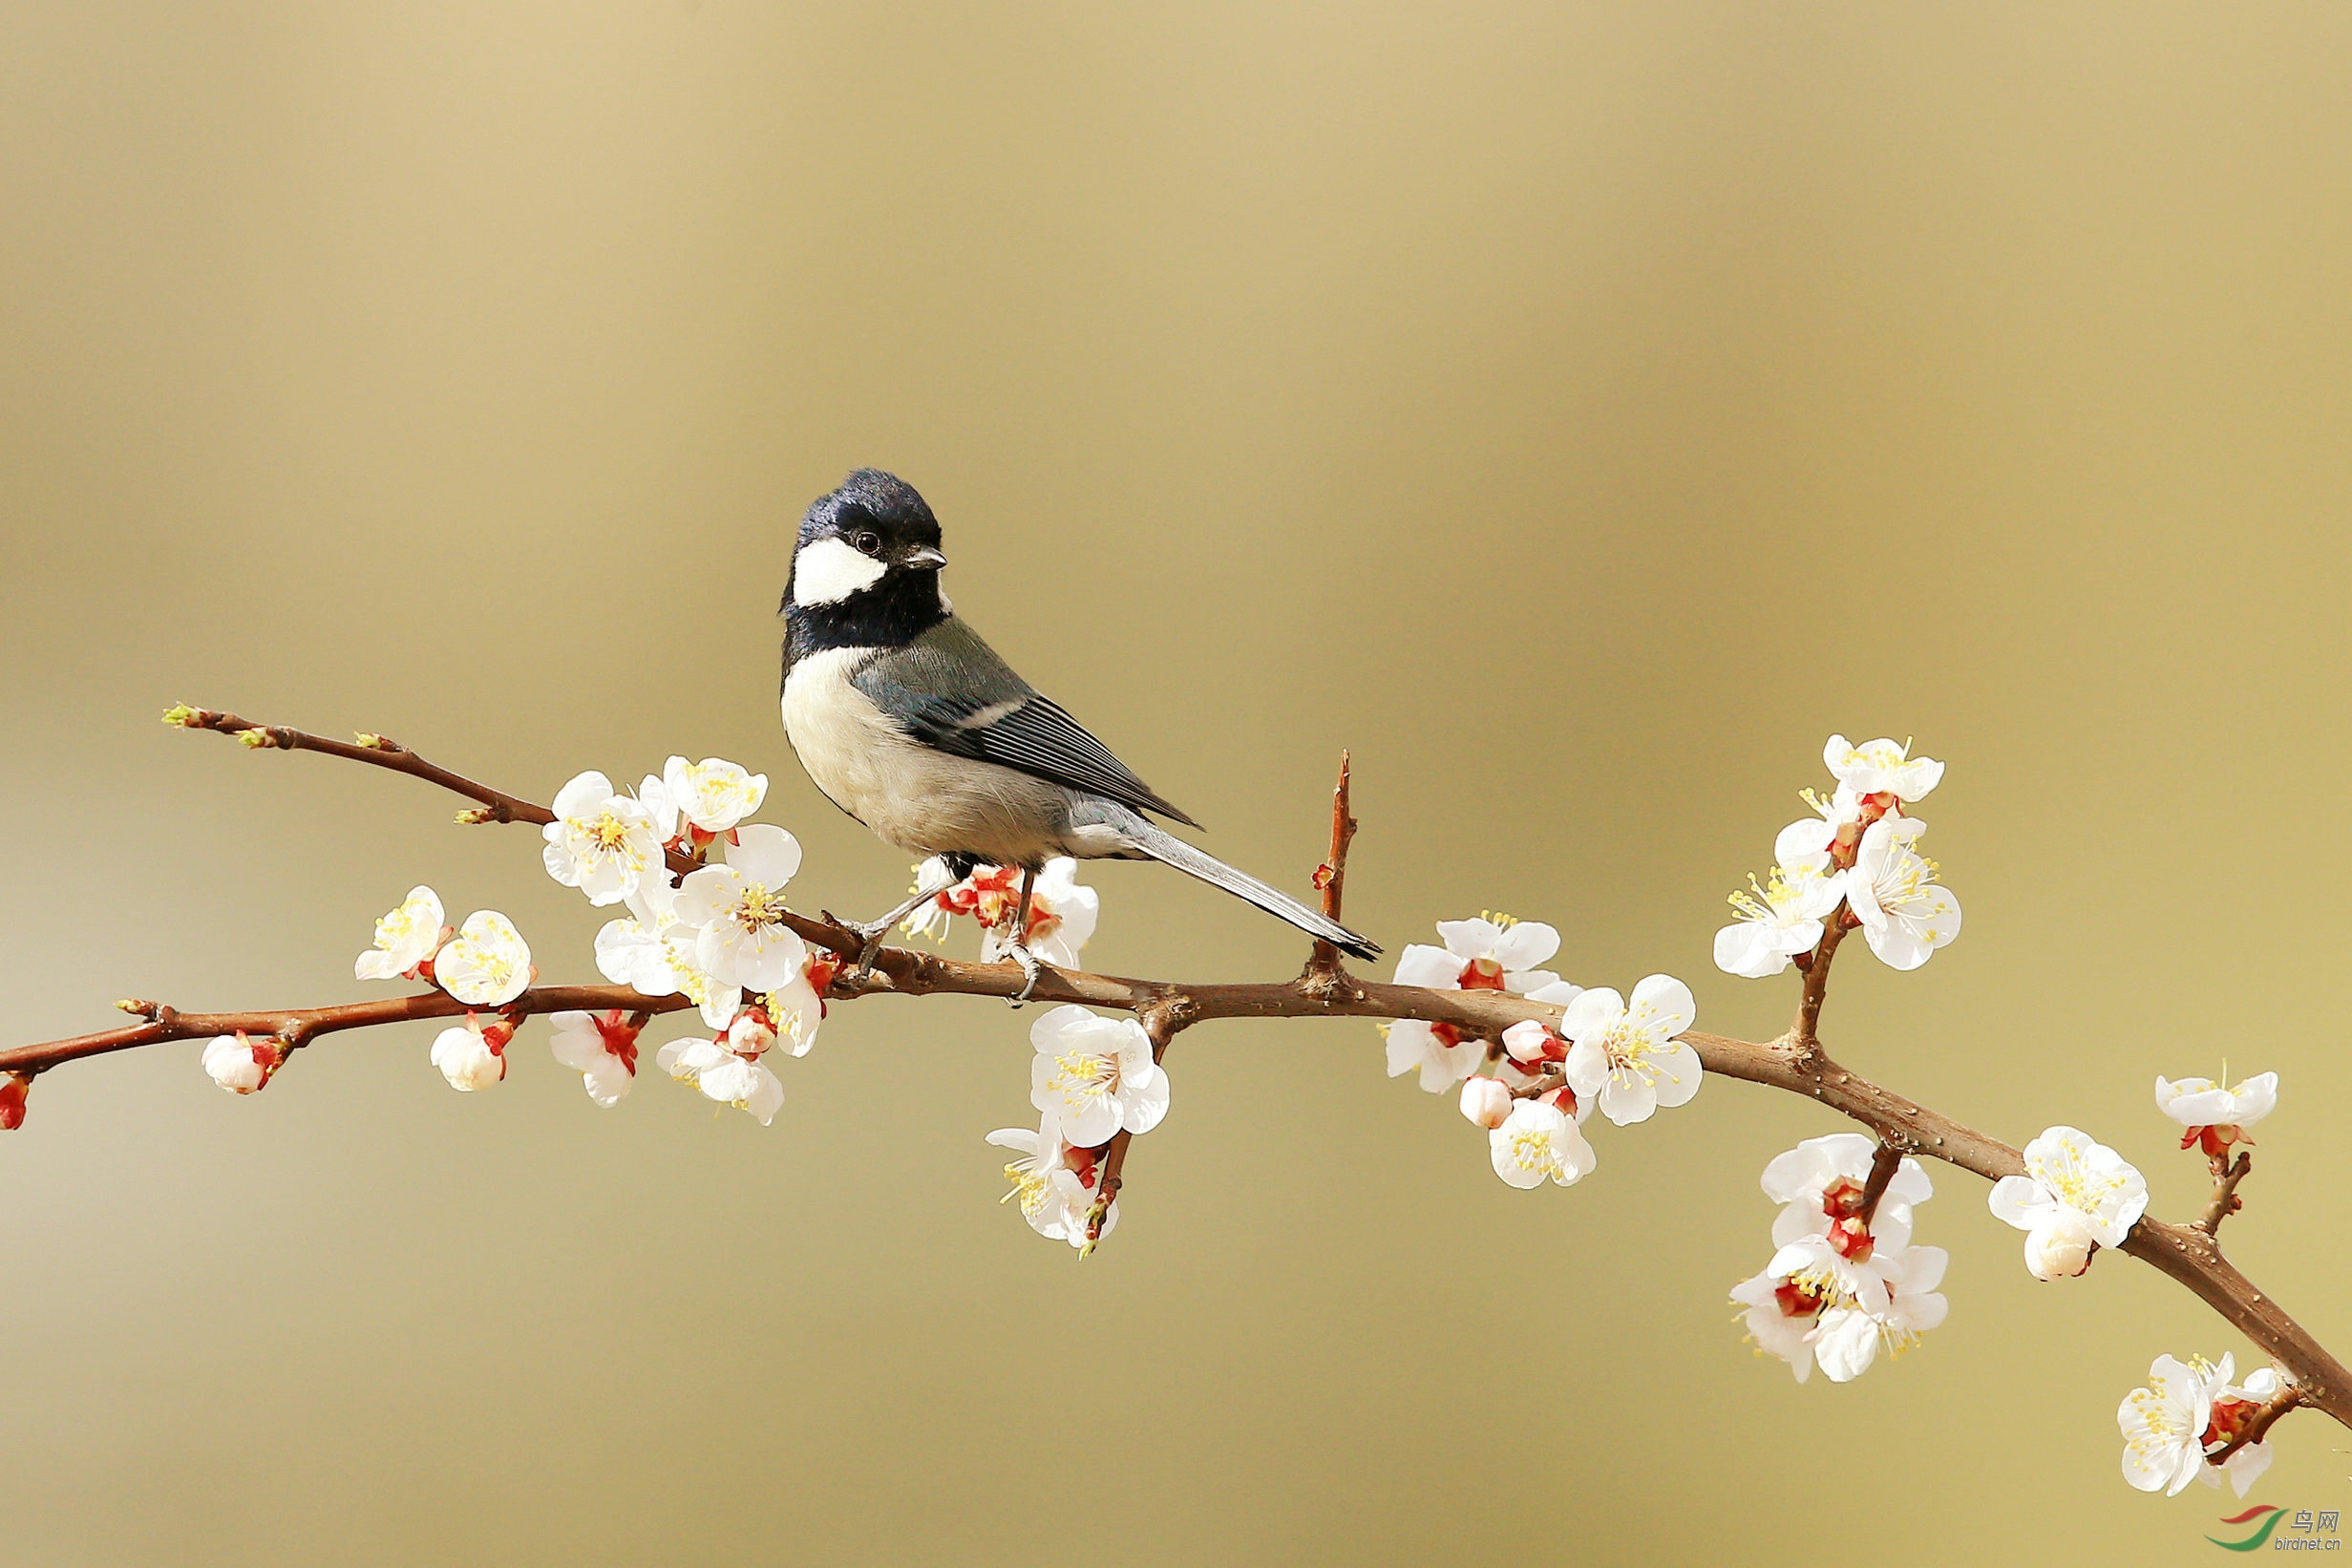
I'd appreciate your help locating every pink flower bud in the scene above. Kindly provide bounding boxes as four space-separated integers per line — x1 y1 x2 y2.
727 1007 777 1059
1458 1076 1513 1130
0 1073 28 1131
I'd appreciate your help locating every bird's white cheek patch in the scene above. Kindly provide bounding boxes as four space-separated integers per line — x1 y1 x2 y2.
791 537 887 606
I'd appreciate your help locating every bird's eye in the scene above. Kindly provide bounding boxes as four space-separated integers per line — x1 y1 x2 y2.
851 530 881 557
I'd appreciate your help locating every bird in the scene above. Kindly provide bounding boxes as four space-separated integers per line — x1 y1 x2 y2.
777 467 1380 998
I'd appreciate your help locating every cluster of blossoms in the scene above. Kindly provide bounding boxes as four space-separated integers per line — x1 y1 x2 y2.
1375 915 1703 1190
199 755 845 1127
986 1005 1170 1248
1730 1134 1949 1382
903 857 1099 970
1713 735 1960 980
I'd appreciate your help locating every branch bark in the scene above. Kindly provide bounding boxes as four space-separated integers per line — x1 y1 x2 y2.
5 707 2336 1451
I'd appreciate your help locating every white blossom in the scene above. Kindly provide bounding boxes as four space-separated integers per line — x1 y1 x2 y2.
675 824 808 991
431 1015 514 1091
354 885 445 982
201 1032 283 1094
1846 818 1961 970
594 874 740 1030
1560 975 1702 1125
434 911 534 1006
1487 1099 1595 1189
1729 1267 1821 1383
547 1009 640 1107
2118 1353 2227 1495
2201 1367 2284 1497
2155 1072 2278 1151
1714 857 1848 979
901 858 964 942
1822 734 1944 803
1385 933 1572 1096
978 859 1100 970
986 1114 1114 1247
662 755 769 837
656 1035 783 1125
540 771 663 906
1028 1006 1167 1147
1987 1126 2148 1280
1811 1244 1949 1383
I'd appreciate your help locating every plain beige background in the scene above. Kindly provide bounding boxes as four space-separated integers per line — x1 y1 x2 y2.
5 3 2349 1563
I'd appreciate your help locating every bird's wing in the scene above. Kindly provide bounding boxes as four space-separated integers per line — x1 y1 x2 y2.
851 619 1202 828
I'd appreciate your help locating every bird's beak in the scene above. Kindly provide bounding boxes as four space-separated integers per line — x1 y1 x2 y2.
903 546 947 570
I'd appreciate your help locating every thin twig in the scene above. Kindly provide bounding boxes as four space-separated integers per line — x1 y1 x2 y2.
2197 1150 2254 1237
2208 1383 2304 1466
1790 916 1850 1049
1854 1138 1905 1229
1307 751 1357 979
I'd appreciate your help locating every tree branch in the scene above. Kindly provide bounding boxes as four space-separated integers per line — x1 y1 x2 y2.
3 706 2330 1446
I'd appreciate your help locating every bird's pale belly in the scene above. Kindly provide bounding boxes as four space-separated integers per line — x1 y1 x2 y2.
780 649 1077 866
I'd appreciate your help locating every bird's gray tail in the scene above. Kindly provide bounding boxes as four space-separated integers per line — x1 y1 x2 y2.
1117 818 1381 961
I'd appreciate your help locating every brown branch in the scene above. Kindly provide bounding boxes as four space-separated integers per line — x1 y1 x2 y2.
1789 915 1851 1049
2196 1150 2253 1236
2 985 695 1076
1306 751 1357 980
21 705 2319 1442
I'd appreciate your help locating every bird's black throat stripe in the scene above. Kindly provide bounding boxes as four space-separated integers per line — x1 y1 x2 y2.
780 572 950 679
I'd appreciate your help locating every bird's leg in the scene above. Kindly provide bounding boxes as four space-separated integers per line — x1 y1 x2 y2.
824 885 938 983
999 866 1044 1006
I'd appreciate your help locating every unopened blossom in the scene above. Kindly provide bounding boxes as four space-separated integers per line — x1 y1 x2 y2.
663 755 768 837
2202 1366 2284 1497
201 1031 286 1094
594 875 740 1030
656 1035 783 1125
434 911 534 1006
1762 1134 1934 1257
1560 975 1702 1126
540 771 663 906
1846 818 1961 971
2155 1072 2278 1156
986 1115 1114 1247
1988 1126 2148 1280
978 859 1100 970
1495 979 1586 1074
354 885 446 982
547 1009 641 1107
1714 856 1848 979
431 1014 515 1091
675 825 808 990
1459 1076 1514 1130
2119 1354 2228 1495
1488 1099 1596 1189
1810 1245 1950 1383
0 1073 26 1131
1028 1006 1167 1147
1822 734 1944 803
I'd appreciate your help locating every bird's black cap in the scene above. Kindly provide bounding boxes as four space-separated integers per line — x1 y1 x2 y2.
800 468 942 549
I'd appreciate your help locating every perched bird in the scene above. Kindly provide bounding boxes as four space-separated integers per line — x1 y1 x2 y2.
778 468 1379 996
